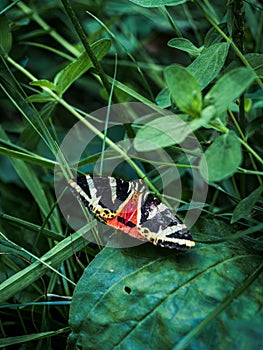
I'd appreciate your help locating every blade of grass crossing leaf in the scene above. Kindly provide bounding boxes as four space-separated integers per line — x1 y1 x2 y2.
173 262 263 350
68 240 263 349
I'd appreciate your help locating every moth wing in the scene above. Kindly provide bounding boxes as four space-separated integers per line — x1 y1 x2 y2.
69 175 138 220
138 193 195 249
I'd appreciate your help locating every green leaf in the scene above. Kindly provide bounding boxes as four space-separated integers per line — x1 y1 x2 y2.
204 67 256 116
134 109 216 152
245 53 263 78
168 38 202 57
30 79 57 90
231 185 263 223
0 14 12 54
0 146 57 168
68 236 263 350
188 42 230 90
26 93 55 103
54 39 111 95
134 105 217 152
129 0 188 7
199 131 242 182
155 87 171 108
134 114 192 151
204 24 227 47
165 64 202 117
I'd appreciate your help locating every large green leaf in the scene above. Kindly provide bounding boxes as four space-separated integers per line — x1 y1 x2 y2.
129 0 187 7
165 65 202 117
188 43 230 90
134 114 192 151
204 67 255 116
68 235 263 350
54 39 111 95
199 131 242 182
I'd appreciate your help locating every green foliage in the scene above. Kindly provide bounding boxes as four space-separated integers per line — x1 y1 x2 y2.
0 15 12 54
134 114 191 150
129 0 188 7
0 0 262 349
54 39 111 96
199 131 242 182
231 185 263 223
165 64 202 117
68 235 263 350
168 38 202 56
203 67 256 116
187 42 230 89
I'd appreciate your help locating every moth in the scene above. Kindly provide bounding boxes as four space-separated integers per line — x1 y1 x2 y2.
69 175 194 250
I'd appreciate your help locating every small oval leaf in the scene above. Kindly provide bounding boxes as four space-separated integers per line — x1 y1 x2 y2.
188 42 230 90
165 64 202 117
204 67 256 116
26 94 55 103
30 79 57 90
199 131 242 182
155 87 171 108
168 38 202 57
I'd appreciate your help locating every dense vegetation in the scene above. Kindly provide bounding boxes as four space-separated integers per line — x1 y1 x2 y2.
0 0 262 349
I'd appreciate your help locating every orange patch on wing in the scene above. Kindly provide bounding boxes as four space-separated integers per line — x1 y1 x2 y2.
105 193 146 241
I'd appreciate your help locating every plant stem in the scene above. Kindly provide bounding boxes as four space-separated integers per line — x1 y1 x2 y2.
60 0 112 99
159 6 182 37
238 138 263 168
194 0 263 89
229 110 263 185
228 0 246 132
6 57 162 196
17 1 80 57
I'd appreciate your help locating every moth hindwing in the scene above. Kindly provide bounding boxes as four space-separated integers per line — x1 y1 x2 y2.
68 175 195 250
